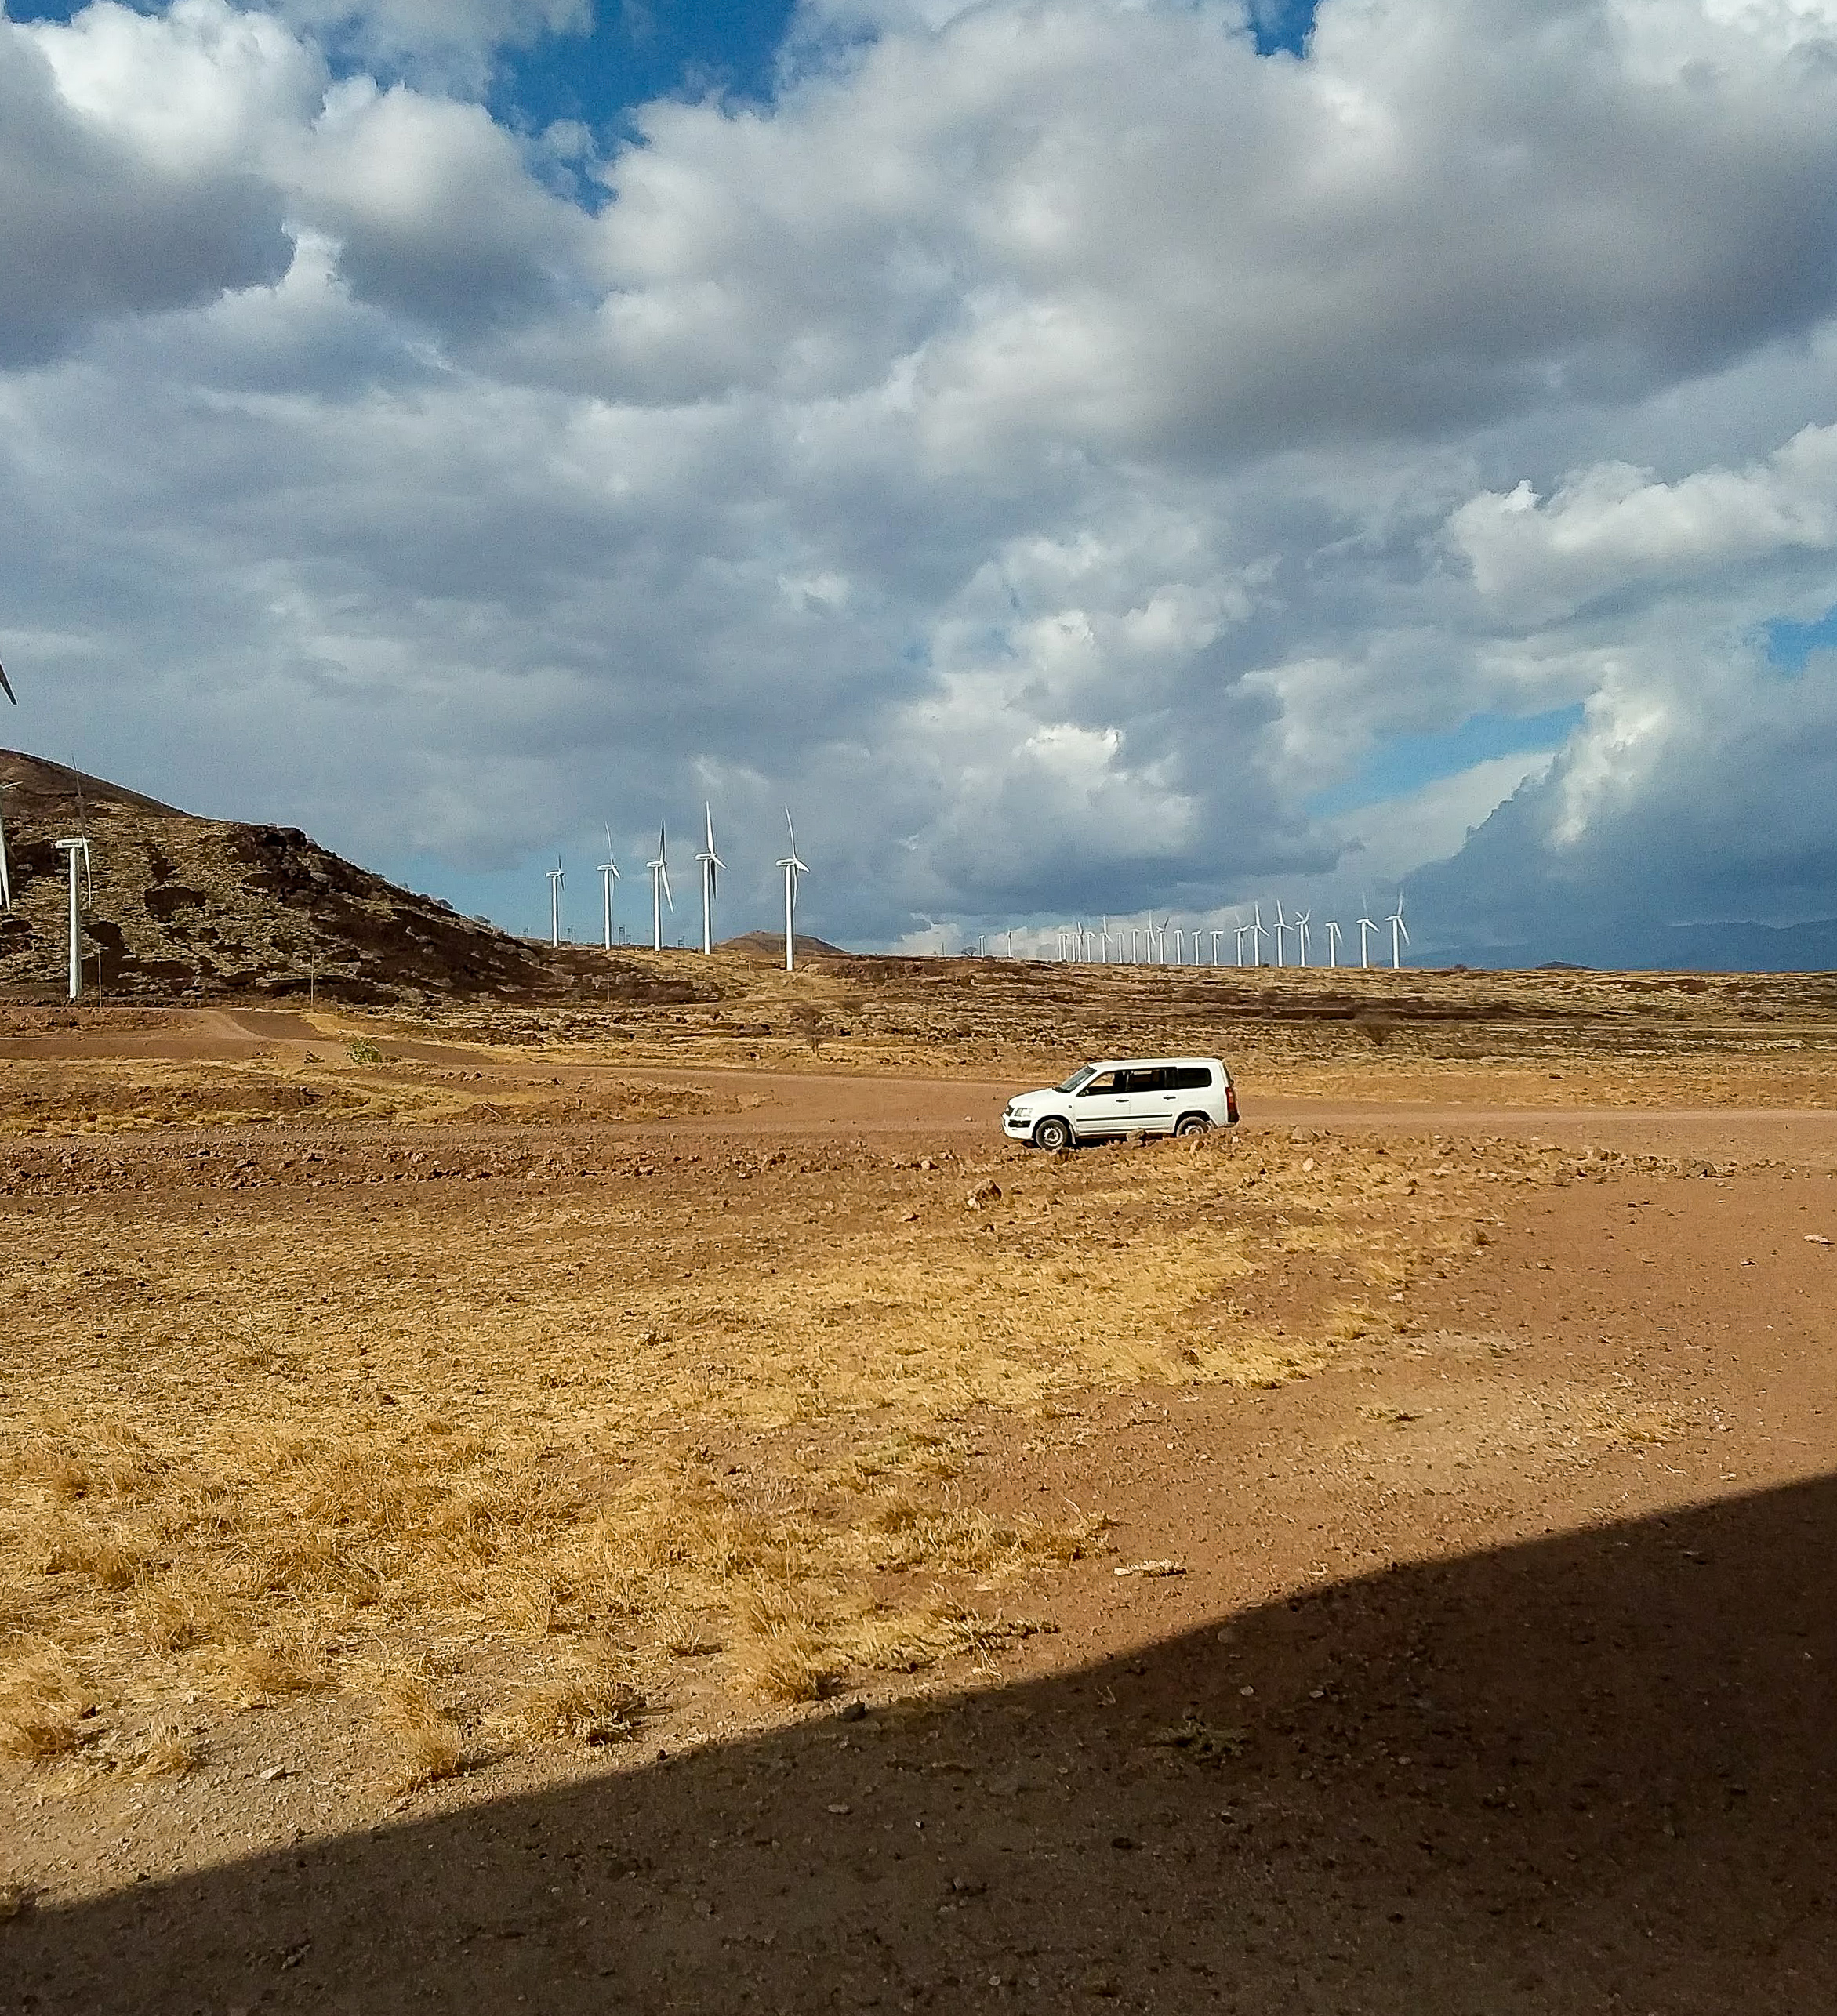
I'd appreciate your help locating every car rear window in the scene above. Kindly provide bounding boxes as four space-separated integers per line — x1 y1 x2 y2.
1171 1065 1214 1090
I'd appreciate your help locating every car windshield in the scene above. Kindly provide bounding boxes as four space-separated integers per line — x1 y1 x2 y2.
1055 1064 1098 1093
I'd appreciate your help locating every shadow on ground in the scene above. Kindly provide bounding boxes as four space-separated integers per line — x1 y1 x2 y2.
6 1478 1834 2014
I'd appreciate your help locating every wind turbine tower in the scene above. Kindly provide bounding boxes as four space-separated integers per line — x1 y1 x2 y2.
1357 913 1378 967
1325 919 1342 968
1272 900 1287 969
1294 908 1311 968
695 803 724 955
1250 902 1266 966
53 837 92 1002
1388 894 1410 970
546 860 565 948
0 781 14 912
597 829 620 950
648 823 673 951
776 809 809 972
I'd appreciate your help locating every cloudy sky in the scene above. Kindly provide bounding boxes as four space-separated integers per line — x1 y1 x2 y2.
5 0 1837 958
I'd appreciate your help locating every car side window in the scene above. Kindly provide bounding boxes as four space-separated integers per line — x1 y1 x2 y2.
1079 1071 1121 1097
1134 1068 1173 1092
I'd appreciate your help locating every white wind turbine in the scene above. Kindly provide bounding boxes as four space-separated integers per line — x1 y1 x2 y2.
546 858 565 947
1233 915 1251 966
1172 926 1186 964
695 803 724 955
1357 912 1378 967
776 808 808 972
1211 927 1226 966
1388 891 1410 969
53 836 92 1002
1294 908 1311 968
1101 916 1113 964
1250 901 1267 966
648 822 673 951
1272 899 1288 968
0 781 14 912
1325 919 1342 968
597 828 620 949
1157 915 1173 964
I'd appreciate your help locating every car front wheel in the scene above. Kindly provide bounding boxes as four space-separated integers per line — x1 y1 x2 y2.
1033 1115 1073 1152
1174 1112 1213 1137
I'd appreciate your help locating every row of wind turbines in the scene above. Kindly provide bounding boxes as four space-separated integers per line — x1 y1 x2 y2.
546 806 811 971
1043 895 1410 970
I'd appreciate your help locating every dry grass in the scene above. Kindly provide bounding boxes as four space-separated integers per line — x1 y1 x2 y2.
123 1713 201 1780
0 1650 89 1762
0 1097 1644 1765
506 1652 644 1744
366 1666 466 1793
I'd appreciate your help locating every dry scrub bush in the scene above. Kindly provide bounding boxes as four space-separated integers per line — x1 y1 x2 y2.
366 1666 465 1793
0 1651 89 1762
506 1654 644 1744
125 1713 201 1780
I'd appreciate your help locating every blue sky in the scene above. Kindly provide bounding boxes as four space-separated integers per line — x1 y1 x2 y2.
491 2 798 136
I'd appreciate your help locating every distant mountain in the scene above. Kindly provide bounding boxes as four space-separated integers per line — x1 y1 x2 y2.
716 930 848 957
1423 916 1837 973
0 749 703 1005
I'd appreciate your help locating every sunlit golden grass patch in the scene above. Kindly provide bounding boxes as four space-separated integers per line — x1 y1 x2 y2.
0 1119 1606 1766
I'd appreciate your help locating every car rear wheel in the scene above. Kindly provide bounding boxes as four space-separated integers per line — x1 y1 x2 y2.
1174 1112 1212 1137
1033 1115 1073 1152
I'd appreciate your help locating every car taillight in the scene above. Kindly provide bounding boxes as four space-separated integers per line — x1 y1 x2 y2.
1226 1086 1239 1123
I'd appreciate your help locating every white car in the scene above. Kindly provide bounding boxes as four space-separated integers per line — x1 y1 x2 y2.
1002 1056 1238 1151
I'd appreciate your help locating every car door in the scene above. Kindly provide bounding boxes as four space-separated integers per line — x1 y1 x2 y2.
1072 1068 1131 1137
1125 1065 1180 1132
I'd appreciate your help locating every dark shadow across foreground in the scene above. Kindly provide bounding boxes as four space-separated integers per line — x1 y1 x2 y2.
5 1476 1835 2014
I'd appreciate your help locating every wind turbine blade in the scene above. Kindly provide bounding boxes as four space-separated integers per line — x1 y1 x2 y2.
785 806 797 848
706 803 716 854
1399 919 1410 943
661 864 673 910
0 662 13 705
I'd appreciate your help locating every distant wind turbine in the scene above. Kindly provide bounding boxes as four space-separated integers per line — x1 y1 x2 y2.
1388 892 1410 970
54 836 92 1001
0 781 13 912
1357 913 1378 968
1272 899 1288 969
1325 919 1342 969
597 827 620 950
1250 902 1266 966
546 858 565 948
1294 908 1311 969
696 803 724 955
648 822 673 952
776 808 808 972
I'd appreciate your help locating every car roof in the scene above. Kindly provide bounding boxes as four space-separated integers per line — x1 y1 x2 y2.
1085 1057 1225 1070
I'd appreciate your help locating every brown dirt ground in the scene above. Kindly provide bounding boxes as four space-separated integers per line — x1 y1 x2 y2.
2 1009 1835 2012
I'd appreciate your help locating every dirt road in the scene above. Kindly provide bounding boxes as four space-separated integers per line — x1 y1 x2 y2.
2 1079 1835 2011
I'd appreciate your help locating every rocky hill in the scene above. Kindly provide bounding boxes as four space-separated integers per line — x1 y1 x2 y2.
0 750 704 1006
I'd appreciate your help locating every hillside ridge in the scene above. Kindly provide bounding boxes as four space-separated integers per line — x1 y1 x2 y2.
0 749 702 1006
